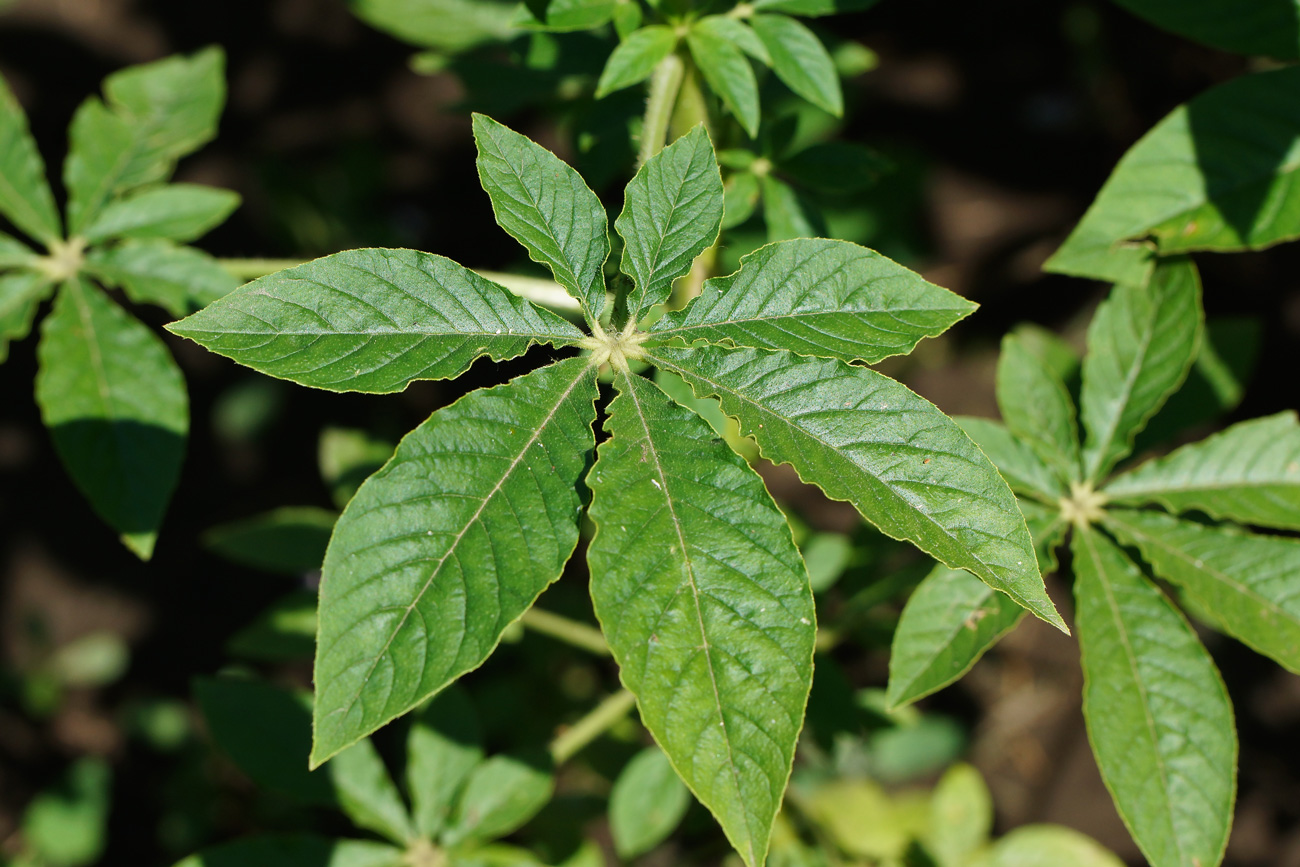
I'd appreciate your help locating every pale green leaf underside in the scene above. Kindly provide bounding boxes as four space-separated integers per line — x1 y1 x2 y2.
609 746 691 859
0 271 52 362
406 687 483 838
1079 259 1202 482
311 358 598 765
168 248 582 394
473 114 609 322
173 835 404 867
82 183 240 244
647 344 1064 630
63 98 136 237
750 14 843 116
687 28 760 139
1107 509 1300 674
956 416 1064 500
0 77 61 243
616 125 724 321
89 240 239 317
886 564 1024 709
35 278 187 559
996 333 1079 484
650 238 974 364
1104 412 1300 531
1072 529 1235 867
596 26 678 98
1046 67 1300 284
587 370 815 867
1111 0 1300 60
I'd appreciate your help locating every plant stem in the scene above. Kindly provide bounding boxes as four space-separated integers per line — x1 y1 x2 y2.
218 258 586 319
520 608 610 656
550 688 638 764
639 52 686 167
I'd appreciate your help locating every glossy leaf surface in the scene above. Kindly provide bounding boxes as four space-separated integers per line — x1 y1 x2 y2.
406 686 484 838
1105 412 1300 531
616 125 723 321
1079 260 1202 482
647 344 1063 629
473 114 609 321
169 248 582 394
587 370 815 867
650 238 973 364
174 835 403 867
1073 529 1235 867
311 359 598 764
35 279 187 559
1107 509 1300 673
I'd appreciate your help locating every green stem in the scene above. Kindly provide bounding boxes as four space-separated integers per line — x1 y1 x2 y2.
520 608 610 656
639 52 686 167
549 688 638 764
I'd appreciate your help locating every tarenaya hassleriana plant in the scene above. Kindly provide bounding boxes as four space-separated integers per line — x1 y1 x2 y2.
888 257 1300 867
169 114 1062 866
0 48 238 558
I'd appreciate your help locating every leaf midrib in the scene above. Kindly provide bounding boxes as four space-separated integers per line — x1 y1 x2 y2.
324 361 590 749
617 370 757 865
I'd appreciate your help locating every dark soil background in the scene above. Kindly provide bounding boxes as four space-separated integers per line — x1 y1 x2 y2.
0 1 1298 864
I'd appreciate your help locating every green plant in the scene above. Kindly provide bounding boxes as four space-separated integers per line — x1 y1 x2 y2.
168 115 1061 865
888 257 1300 867
7 759 112 867
181 676 594 867
0 49 238 558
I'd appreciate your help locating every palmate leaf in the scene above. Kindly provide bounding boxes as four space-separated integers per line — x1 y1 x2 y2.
0 77 61 244
587 370 816 867
1072 528 1235 867
1104 412 1300 531
996 332 1079 484
1110 0 1300 60
442 753 554 846
1046 67 1300 284
0 229 35 267
616 125 723 321
650 238 974 364
646 344 1064 630
472 114 609 321
1079 259 1202 482
311 358 598 765
1106 509 1300 674
406 687 483 838
168 248 583 394
34 278 187 559
749 14 843 116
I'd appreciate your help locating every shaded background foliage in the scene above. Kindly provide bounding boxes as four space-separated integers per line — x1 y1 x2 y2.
0 0 1297 864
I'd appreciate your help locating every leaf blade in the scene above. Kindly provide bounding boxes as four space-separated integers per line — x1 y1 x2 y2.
88 239 239 317
595 26 679 98
616 125 724 320
650 238 974 364
609 747 691 859
1079 259 1203 482
996 332 1080 484
0 77 61 243
1072 528 1235 867
955 416 1064 501
587 370 816 867
686 28 761 138
646 343 1064 630
1107 509 1300 673
750 14 843 116
472 114 609 321
1110 0 1300 60
0 271 53 362
1104 411 1300 531
311 358 598 764
168 248 583 394
34 278 187 558
81 183 240 244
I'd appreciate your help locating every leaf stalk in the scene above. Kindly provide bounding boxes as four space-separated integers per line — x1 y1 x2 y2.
549 688 638 764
